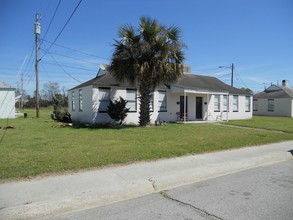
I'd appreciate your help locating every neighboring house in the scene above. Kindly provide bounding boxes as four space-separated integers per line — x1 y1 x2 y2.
0 81 16 119
68 66 252 124
253 80 293 117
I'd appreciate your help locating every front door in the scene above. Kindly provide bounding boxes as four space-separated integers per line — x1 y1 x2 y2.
196 97 203 119
180 96 188 114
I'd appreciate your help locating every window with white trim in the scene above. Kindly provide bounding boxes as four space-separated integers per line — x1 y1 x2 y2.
268 99 274 112
79 89 83 111
158 90 167 112
253 99 258 111
233 95 239 112
98 88 110 112
245 96 251 112
214 95 220 112
126 89 137 112
223 95 228 112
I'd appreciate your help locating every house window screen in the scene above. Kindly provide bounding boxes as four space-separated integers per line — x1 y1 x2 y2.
253 99 258 111
149 92 154 112
79 89 83 111
98 88 110 112
233 95 238 112
245 96 251 112
158 91 167 112
214 95 220 112
268 99 274 112
126 89 137 112
223 95 228 112
72 91 75 111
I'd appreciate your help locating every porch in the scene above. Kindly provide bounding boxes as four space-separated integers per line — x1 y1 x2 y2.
170 85 230 123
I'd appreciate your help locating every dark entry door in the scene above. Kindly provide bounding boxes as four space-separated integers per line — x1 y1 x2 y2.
180 96 188 114
196 97 203 119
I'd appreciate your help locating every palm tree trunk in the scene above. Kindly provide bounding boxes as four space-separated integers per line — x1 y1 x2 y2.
139 78 152 126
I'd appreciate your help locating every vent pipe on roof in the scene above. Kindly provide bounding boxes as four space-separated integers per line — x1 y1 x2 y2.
282 80 289 87
182 65 191 74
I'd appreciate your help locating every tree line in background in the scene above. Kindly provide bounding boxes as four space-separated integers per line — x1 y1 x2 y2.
15 81 68 109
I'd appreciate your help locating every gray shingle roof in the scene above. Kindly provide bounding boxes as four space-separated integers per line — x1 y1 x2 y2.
173 74 249 94
254 85 293 98
69 70 250 95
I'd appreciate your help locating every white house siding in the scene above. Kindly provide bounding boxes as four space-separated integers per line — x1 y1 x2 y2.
253 98 293 117
0 90 15 119
69 85 94 123
68 86 252 124
205 94 252 121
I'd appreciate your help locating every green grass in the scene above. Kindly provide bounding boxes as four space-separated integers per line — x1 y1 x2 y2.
225 116 293 133
0 109 292 181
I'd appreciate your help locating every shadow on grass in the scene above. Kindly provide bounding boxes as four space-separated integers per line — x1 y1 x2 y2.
71 122 139 130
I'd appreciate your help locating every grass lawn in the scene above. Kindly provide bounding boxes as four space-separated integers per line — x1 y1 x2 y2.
225 116 293 133
0 109 292 181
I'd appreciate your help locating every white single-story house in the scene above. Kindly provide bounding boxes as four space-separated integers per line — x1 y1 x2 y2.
0 81 16 119
68 66 252 124
253 80 293 117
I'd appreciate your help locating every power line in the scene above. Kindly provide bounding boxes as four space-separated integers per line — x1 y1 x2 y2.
39 0 62 47
48 51 101 65
41 39 110 61
42 61 97 72
234 66 248 88
46 51 82 83
40 0 83 60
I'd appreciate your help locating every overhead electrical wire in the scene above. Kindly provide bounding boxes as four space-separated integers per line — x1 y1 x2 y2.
40 0 83 60
48 51 101 65
46 51 82 83
41 39 109 61
39 0 62 48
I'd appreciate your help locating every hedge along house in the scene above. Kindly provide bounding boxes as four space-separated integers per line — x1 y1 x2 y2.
0 81 16 119
68 66 252 124
253 80 293 117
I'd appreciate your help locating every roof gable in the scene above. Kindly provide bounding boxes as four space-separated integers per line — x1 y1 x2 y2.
254 84 293 98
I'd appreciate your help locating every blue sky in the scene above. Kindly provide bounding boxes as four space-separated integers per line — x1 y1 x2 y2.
0 0 292 95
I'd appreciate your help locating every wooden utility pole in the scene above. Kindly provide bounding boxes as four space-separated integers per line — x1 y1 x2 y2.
35 13 41 117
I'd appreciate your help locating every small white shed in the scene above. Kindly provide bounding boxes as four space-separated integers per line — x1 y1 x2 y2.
0 81 16 119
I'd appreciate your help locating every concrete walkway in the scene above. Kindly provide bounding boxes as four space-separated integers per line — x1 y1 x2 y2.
1 141 292 219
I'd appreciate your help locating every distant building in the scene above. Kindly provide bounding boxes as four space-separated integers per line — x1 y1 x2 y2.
253 80 293 117
0 81 16 119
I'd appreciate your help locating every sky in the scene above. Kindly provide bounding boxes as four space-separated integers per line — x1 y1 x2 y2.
0 0 292 95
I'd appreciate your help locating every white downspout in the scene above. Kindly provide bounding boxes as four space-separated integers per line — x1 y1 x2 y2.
207 94 209 121
184 90 186 123
227 93 230 122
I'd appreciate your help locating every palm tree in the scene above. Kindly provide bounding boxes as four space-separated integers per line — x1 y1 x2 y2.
108 17 185 126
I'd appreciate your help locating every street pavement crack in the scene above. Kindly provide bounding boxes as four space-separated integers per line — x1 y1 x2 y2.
160 190 223 220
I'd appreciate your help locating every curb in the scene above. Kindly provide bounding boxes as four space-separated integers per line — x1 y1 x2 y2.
0 141 292 219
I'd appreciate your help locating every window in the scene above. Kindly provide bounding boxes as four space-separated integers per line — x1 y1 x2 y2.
79 89 83 111
233 95 238 112
268 99 274 112
253 99 258 111
223 95 228 112
72 91 75 111
98 88 110 112
158 90 167 112
245 96 251 112
214 95 220 112
126 89 137 112
149 92 154 112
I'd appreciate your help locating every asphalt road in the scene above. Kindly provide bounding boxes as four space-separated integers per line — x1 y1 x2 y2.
50 159 293 220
